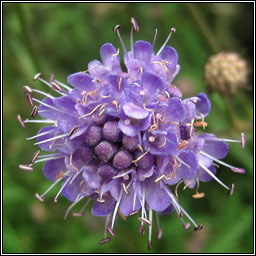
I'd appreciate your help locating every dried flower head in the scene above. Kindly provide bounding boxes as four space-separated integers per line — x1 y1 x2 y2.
205 52 248 94
18 18 246 249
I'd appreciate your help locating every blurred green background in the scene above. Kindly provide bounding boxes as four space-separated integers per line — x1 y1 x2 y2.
3 3 253 253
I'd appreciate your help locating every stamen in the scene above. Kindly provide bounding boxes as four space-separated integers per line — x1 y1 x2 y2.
23 85 33 94
54 176 72 203
132 149 150 163
96 198 105 203
163 186 182 215
199 163 230 190
241 132 246 148
137 144 144 152
78 104 103 119
33 72 42 81
158 136 167 148
194 224 203 231
111 191 123 229
112 169 133 179
176 155 190 169
152 28 158 49
35 177 63 202
192 192 205 199
155 213 162 239
129 210 140 216
200 151 245 173
164 90 171 99
64 195 85 220
156 27 176 55
38 77 65 96
68 126 79 137
34 134 67 146
50 81 63 92
112 100 119 111
121 183 129 195
112 48 120 57
113 24 127 54
26 130 54 140
30 150 41 164
69 152 79 173
178 205 199 229
32 98 64 113
19 164 34 172
32 89 55 99
31 106 38 118
143 103 154 112
72 198 91 216
175 180 184 199
227 183 235 196
54 79 73 91
138 217 152 226
27 93 34 106
154 174 165 184
177 140 188 150
98 237 111 245
131 17 139 32
100 92 111 98
194 121 208 129
148 207 153 250
17 114 26 128
107 227 115 237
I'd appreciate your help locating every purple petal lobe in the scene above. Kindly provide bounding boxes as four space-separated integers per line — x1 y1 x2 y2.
43 157 66 181
92 196 116 216
177 151 198 179
123 103 149 120
67 72 95 91
195 93 211 117
134 40 153 65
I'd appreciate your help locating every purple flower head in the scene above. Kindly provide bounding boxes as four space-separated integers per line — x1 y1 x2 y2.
19 18 246 250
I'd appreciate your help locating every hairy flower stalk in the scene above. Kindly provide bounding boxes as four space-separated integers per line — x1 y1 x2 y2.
18 18 246 249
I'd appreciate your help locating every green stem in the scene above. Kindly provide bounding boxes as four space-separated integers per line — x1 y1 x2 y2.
186 3 220 53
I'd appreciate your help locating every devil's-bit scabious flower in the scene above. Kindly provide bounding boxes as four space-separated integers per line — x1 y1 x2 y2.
18 18 246 250
205 52 248 94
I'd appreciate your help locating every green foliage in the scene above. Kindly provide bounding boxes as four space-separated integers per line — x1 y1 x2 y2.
3 2 253 253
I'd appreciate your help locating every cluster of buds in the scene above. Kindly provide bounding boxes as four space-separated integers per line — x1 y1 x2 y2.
205 52 248 94
18 18 246 250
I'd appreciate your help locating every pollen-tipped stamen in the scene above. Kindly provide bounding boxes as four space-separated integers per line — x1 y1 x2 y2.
113 24 127 54
156 27 176 55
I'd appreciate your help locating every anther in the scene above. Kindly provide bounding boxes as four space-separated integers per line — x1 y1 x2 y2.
158 136 167 148
241 133 246 148
140 225 145 236
35 193 45 202
194 224 203 231
31 106 38 118
171 27 176 33
177 140 188 150
154 174 165 184
33 72 42 81
148 240 152 250
121 183 130 195
178 212 183 219
131 17 139 32
113 24 120 32
98 237 111 245
138 217 152 226
192 192 205 199
157 229 162 239
68 126 79 137
51 81 63 92
231 167 245 174
19 164 34 172
194 121 208 128
23 85 33 94
129 210 140 216
72 213 84 217
157 27 176 55
107 227 115 237
96 198 105 203
227 183 235 196
17 114 26 128
30 150 41 164
183 223 191 229
27 93 34 106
